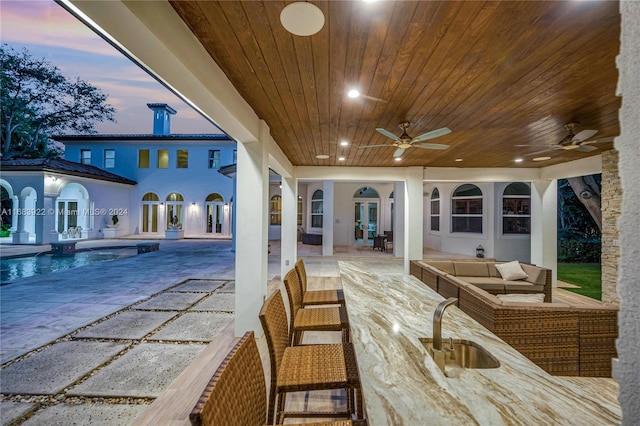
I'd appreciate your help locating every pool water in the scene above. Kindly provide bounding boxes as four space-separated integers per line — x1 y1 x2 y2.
0 249 138 284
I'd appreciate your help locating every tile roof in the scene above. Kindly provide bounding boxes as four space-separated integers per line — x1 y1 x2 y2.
0 158 137 185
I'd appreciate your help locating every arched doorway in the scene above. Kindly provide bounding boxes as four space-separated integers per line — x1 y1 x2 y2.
166 192 184 229
56 183 89 239
353 186 380 244
205 193 224 234
141 192 160 233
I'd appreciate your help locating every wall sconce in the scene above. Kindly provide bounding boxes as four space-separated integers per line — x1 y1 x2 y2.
191 202 196 206
160 202 164 206
476 245 485 258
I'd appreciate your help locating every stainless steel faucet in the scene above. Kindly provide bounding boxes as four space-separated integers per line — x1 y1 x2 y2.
431 297 457 372
433 297 457 350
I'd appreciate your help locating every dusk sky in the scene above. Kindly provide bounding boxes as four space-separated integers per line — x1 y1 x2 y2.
1 1 223 135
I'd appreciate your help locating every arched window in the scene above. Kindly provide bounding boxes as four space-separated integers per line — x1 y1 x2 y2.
451 184 483 233
142 192 160 202
311 190 323 228
270 195 282 225
206 193 224 202
430 188 440 231
166 192 184 229
502 182 531 234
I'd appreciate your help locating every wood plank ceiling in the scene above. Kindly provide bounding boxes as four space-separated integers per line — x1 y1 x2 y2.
169 0 620 168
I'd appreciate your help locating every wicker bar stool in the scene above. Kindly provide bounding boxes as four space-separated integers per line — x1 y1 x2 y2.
190 331 364 426
295 259 345 306
259 290 364 425
284 268 350 345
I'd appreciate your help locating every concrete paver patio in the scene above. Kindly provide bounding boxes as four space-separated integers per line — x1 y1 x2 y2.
0 239 243 425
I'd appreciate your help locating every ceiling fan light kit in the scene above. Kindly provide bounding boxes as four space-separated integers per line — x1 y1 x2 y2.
517 122 611 157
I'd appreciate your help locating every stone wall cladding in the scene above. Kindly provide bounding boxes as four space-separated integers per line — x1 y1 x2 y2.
601 149 621 305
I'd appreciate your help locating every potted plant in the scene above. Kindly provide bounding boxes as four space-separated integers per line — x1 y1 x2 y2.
112 214 119 226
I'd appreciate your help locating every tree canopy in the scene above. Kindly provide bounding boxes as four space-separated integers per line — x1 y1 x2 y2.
1 44 116 159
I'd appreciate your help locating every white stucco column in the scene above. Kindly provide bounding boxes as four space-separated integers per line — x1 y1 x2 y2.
234 121 270 337
394 181 405 258
322 180 334 256
404 168 424 273
12 195 30 244
530 179 558 286
281 176 297 279
37 195 58 245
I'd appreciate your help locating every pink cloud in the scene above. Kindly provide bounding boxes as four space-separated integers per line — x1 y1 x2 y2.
2 1 225 136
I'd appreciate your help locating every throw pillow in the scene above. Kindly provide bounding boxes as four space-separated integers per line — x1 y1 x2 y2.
497 293 545 303
495 260 529 281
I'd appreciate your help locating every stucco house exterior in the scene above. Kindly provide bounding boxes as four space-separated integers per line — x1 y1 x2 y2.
0 103 237 243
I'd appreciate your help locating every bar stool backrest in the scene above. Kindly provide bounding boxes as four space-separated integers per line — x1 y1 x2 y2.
189 331 266 426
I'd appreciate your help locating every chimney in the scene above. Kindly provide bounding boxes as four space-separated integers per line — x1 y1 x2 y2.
147 103 177 135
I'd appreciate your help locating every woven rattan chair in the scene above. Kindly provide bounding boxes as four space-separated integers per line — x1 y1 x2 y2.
295 259 345 307
190 331 362 426
259 290 363 425
284 267 350 345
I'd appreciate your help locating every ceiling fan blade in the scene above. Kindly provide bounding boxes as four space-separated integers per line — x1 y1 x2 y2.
577 145 598 153
393 148 405 158
359 144 395 149
581 136 615 145
414 142 449 150
411 127 452 142
376 128 400 141
571 129 598 143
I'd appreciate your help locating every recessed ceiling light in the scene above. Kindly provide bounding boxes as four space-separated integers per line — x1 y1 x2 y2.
280 2 325 36
347 89 360 98
533 156 552 162
315 154 330 159
338 157 345 161
394 157 402 162
455 158 463 162
515 158 524 163
340 140 349 146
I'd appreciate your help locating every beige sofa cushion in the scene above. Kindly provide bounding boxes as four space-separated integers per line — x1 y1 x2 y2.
457 277 506 291
453 261 489 277
520 263 546 285
423 260 455 275
486 262 501 278
503 281 544 293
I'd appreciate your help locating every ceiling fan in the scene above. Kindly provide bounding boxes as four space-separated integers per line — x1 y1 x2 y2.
359 122 451 158
517 123 612 155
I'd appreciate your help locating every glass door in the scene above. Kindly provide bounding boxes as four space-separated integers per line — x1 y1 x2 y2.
206 202 224 234
354 201 378 243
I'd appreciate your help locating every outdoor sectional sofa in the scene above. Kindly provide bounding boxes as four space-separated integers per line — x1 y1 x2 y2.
410 259 618 377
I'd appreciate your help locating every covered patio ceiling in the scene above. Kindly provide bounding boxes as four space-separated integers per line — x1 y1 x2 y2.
167 0 620 169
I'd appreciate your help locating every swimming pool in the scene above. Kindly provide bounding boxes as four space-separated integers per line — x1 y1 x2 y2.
0 248 138 284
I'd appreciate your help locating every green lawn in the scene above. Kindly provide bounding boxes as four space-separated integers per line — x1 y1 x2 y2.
557 263 602 300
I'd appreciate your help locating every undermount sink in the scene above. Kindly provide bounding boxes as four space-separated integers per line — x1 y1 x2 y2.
419 338 501 370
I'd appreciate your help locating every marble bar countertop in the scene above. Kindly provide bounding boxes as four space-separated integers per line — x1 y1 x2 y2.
338 261 621 426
